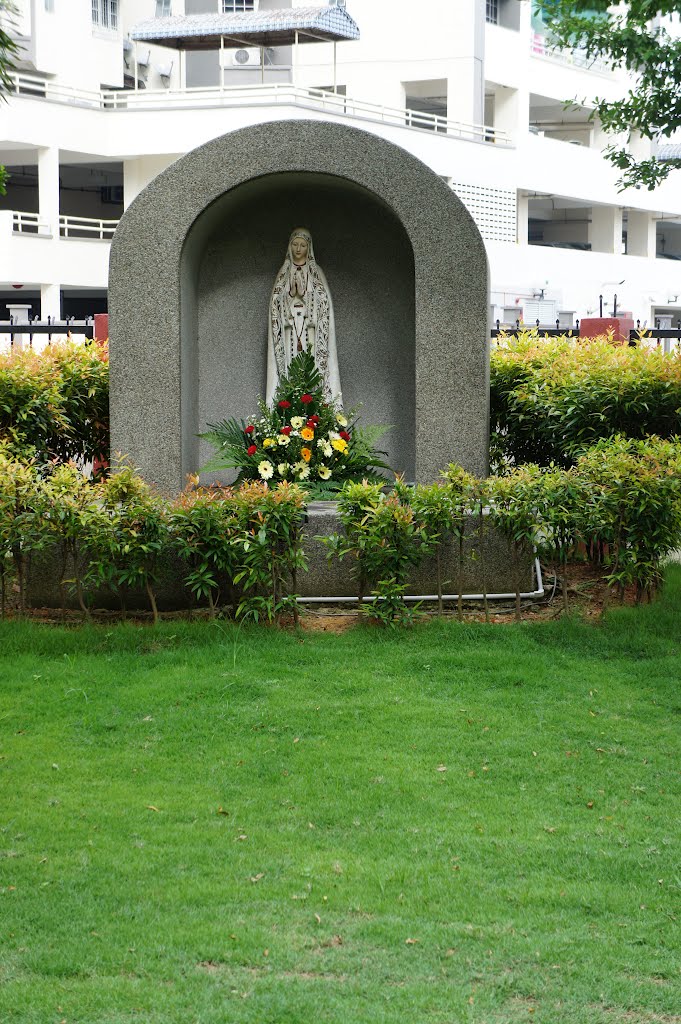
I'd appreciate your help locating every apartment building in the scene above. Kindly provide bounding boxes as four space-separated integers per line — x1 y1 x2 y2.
1 0 680 327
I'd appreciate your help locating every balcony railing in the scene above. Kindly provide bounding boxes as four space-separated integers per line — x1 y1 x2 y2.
59 215 119 239
9 210 119 239
12 210 50 235
530 33 613 76
7 72 512 147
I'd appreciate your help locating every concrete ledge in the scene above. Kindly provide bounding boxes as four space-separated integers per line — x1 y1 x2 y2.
27 504 535 611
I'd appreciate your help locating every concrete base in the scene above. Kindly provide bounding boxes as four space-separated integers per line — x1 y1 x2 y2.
27 503 537 611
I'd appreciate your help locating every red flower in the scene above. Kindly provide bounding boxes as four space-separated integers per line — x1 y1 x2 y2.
278 400 291 408
308 414 320 424
339 430 350 441
244 425 255 434
301 393 313 404
280 425 292 436
247 444 257 456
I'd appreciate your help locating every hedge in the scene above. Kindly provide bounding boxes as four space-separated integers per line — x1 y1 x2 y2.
490 333 681 470
3 437 681 625
3 336 681 475
0 341 109 464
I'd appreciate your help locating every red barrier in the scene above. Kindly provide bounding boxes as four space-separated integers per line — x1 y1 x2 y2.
94 313 109 342
579 317 634 344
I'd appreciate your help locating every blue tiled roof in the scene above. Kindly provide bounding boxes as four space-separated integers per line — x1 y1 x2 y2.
131 7 360 49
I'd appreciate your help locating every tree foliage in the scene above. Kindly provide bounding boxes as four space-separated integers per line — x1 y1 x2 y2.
0 0 20 195
535 0 681 189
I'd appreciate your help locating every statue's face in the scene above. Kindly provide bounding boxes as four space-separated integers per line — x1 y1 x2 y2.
291 236 309 263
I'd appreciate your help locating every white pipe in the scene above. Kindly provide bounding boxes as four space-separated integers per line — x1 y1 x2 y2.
297 559 545 604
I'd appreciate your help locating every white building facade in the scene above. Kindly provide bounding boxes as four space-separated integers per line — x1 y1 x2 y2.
1 0 681 327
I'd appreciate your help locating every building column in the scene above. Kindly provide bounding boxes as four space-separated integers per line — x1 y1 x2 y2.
627 210 656 257
37 146 60 237
590 205 623 254
40 283 61 320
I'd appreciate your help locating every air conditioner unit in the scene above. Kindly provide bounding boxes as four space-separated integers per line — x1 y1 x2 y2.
231 47 260 66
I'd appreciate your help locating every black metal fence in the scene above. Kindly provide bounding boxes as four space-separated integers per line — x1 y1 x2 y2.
491 319 579 338
0 316 95 346
492 318 681 350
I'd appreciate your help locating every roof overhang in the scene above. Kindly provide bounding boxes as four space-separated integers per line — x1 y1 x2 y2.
129 7 360 51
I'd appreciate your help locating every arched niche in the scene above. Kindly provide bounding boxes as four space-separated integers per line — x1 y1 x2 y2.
109 120 489 493
181 171 415 481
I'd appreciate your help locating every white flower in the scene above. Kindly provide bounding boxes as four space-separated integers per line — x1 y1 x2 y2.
336 414 348 427
295 462 310 480
258 460 274 480
277 463 288 476
318 466 332 480
328 431 340 441
277 434 291 446
316 438 326 448
291 416 305 429
323 443 333 458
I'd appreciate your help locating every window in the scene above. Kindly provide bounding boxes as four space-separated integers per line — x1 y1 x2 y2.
222 1 255 12
156 0 171 14
92 0 118 31
486 0 498 24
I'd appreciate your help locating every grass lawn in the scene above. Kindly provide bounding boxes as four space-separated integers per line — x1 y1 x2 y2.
1 571 680 1024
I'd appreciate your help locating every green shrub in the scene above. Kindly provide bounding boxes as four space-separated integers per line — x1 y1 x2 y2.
326 481 434 626
0 341 109 464
169 484 238 616
491 333 681 470
575 435 681 602
231 480 308 624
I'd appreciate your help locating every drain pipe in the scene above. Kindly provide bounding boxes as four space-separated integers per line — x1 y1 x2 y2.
297 558 545 604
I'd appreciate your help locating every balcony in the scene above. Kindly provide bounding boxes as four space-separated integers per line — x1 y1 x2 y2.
5 72 512 148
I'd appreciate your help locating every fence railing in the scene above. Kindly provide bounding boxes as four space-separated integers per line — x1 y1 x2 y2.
492 319 681 352
0 317 95 347
9 211 118 240
7 72 512 147
529 34 614 76
59 215 119 240
12 210 51 235
492 319 579 338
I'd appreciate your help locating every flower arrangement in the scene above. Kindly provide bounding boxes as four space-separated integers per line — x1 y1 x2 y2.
200 351 391 497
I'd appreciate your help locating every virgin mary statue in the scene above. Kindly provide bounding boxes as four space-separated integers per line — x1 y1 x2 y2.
266 228 343 406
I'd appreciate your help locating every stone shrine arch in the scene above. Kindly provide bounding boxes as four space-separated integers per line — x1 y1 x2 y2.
109 120 489 493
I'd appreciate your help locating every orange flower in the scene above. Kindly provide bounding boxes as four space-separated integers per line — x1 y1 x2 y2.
301 427 315 441
301 447 312 463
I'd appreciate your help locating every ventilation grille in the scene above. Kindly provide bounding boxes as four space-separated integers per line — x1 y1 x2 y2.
450 182 517 243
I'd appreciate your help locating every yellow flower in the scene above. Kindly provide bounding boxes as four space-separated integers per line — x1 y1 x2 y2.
263 437 276 448
336 414 348 427
301 447 312 463
258 460 274 480
331 438 348 453
318 466 332 480
277 463 288 476
291 416 304 429
301 427 315 441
